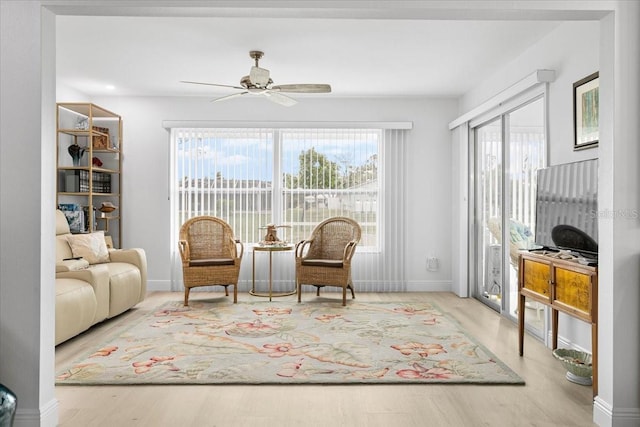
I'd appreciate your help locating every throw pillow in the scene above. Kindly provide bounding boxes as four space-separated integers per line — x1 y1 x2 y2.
66 231 110 264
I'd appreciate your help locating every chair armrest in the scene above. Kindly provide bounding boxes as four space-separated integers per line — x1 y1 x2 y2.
178 240 190 262
343 240 358 262
236 239 244 260
229 237 244 260
295 239 313 258
109 248 148 301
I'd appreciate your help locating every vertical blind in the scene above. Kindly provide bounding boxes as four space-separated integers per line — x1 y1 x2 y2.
170 127 407 292
477 124 546 245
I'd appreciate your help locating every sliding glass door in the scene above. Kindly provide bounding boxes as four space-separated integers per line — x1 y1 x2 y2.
474 118 503 312
472 97 546 335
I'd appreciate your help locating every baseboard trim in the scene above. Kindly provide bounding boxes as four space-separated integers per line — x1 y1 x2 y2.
552 334 592 354
14 397 58 427
147 279 171 291
406 280 452 292
147 280 453 293
594 396 613 426
593 396 640 427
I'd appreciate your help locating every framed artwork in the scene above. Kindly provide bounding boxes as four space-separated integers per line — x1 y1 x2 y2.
573 72 599 150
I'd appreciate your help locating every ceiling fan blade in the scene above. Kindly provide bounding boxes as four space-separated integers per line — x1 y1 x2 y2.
249 66 270 86
271 84 332 93
264 91 298 107
181 80 245 90
211 92 248 103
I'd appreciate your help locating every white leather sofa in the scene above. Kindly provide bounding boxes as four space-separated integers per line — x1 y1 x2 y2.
55 209 147 345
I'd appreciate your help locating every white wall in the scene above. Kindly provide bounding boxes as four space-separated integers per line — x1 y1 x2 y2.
0 1 58 425
462 21 600 166
57 82 90 102
86 95 458 292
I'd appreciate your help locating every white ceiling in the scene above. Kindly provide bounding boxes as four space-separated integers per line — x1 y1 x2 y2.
56 16 561 99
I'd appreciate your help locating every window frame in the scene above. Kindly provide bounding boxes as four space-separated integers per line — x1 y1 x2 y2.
171 127 383 251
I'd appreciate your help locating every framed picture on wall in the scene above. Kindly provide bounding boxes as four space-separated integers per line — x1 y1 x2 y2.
573 71 599 150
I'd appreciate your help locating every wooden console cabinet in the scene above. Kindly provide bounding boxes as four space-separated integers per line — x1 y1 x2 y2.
518 251 598 396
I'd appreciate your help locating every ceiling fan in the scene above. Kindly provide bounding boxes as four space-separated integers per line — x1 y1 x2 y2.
181 50 332 106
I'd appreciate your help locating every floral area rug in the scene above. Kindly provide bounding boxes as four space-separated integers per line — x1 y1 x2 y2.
56 300 524 385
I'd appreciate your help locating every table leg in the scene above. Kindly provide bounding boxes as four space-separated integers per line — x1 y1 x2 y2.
592 321 598 397
552 308 559 349
252 250 256 293
249 247 296 299
518 292 525 356
268 250 273 301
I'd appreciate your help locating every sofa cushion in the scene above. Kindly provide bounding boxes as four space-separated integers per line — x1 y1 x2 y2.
189 258 235 267
66 231 110 264
103 262 142 318
301 259 344 268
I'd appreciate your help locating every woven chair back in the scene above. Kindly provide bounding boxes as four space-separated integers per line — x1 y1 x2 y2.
306 217 361 260
180 216 235 260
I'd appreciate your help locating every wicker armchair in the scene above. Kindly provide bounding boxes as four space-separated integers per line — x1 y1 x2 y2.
178 216 244 306
295 217 361 306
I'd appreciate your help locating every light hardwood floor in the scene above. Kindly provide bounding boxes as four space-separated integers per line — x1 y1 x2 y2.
55 291 596 427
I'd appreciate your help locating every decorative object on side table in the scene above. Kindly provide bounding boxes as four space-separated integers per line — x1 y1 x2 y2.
259 224 291 245
573 71 599 150
553 348 593 386
67 142 86 166
0 383 17 427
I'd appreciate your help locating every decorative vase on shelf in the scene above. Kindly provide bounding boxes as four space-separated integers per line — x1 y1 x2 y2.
68 143 86 166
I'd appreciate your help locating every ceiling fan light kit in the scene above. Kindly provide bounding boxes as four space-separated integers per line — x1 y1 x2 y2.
181 50 331 106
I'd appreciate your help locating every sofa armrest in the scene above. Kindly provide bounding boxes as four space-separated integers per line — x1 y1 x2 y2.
56 264 110 322
56 258 89 272
109 248 147 302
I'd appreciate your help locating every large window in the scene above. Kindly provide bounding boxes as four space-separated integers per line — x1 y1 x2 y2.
172 128 380 249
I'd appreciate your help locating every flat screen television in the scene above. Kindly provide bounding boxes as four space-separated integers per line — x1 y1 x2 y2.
534 159 598 259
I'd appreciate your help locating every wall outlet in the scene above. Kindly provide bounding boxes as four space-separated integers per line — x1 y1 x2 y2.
426 256 439 272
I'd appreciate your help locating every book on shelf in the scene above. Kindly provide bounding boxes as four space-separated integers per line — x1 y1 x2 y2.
62 170 111 193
